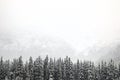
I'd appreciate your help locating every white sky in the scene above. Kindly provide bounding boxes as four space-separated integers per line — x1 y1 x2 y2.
0 0 120 53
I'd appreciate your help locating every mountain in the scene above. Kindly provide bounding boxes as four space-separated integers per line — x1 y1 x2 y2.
98 43 120 64
0 34 75 61
1 33 120 63
79 41 120 64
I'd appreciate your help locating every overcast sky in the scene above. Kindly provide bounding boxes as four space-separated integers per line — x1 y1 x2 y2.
0 0 120 60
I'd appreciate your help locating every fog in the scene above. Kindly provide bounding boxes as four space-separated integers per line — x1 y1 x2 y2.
0 0 120 62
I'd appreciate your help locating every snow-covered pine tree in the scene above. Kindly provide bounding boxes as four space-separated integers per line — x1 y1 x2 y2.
118 63 120 79
15 56 24 80
28 57 34 80
33 56 43 80
23 61 29 80
88 61 95 80
82 61 89 80
100 61 108 80
0 58 11 80
61 59 65 80
79 61 84 80
63 56 74 80
63 59 67 80
64 56 69 80
0 57 6 80
4 60 10 80
107 59 118 80
113 65 119 80
73 64 77 80
57 58 62 80
69 58 74 80
10 59 19 80
49 58 54 77
94 63 101 80
43 55 49 80
76 60 80 80
53 58 57 80
73 60 79 80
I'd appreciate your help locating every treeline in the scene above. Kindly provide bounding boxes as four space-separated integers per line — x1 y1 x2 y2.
0 56 120 80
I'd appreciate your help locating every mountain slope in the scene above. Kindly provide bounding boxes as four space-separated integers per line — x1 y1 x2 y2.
78 41 120 63
0 35 75 61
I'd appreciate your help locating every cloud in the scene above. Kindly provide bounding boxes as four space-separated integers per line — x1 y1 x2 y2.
0 34 75 61
0 0 120 61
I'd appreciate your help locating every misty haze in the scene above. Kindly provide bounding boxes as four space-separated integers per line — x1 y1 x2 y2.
0 0 120 80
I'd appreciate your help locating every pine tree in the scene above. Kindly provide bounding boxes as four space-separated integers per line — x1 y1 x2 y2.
69 58 74 80
64 56 69 80
75 59 80 80
28 57 34 80
63 56 74 80
114 65 119 80
61 59 65 80
57 58 62 80
82 61 89 80
23 61 29 80
49 58 54 77
53 59 57 80
107 59 118 80
43 55 49 80
22 67 27 80
10 59 19 80
63 59 67 80
117 63 120 79
94 63 101 80
15 56 24 79
79 61 84 80
88 62 95 80
4 60 10 79
33 56 43 80
0 57 6 80
100 61 108 80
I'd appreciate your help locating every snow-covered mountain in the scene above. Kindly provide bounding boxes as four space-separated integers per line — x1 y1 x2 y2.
98 43 120 63
78 41 120 63
0 34 75 61
0 33 120 63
